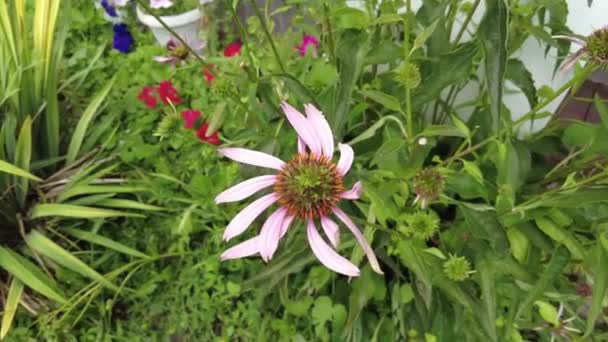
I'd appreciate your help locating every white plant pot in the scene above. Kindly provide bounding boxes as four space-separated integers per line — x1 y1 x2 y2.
136 4 204 49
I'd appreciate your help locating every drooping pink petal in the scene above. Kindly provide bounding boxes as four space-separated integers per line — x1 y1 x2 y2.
307 220 360 277
154 56 174 63
281 102 322 156
215 175 277 204
297 137 306 154
258 208 287 262
560 48 586 72
220 236 259 260
552 35 586 46
320 216 340 248
219 148 285 170
336 143 354 176
305 104 334 157
341 181 363 200
279 214 295 238
223 193 277 241
332 207 383 275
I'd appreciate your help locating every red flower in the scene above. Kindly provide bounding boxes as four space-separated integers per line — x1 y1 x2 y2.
181 109 201 129
196 123 220 145
202 67 215 84
223 42 242 57
157 80 181 105
138 86 158 108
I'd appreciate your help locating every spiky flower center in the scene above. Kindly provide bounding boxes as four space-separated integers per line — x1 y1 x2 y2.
274 153 344 219
172 45 189 59
413 168 445 200
586 27 608 62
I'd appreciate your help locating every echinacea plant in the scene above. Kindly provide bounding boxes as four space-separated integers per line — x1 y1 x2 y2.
555 27 608 71
155 38 203 68
216 103 382 277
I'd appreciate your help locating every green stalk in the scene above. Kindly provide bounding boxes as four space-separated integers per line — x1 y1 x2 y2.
249 0 286 73
323 4 336 63
134 0 207 65
228 3 258 82
453 0 481 45
403 0 413 145
513 63 596 127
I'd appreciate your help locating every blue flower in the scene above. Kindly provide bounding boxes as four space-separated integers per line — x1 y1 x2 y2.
101 0 118 17
113 24 134 54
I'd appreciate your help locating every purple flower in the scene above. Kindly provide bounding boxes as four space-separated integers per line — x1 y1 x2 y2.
113 24 133 54
101 0 118 17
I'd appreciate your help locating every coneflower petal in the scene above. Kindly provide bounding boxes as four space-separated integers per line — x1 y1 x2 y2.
305 104 334 157
281 102 322 156
341 181 362 200
336 143 354 176
297 137 306 154
259 208 287 262
223 193 277 241
215 175 277 204
220 236 259 260
219 148 285 170
280 214 295 238
332 207 383 275
307 220 360 277
320 216 340 248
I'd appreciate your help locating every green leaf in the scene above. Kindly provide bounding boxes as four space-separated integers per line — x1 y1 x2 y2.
462 207 509 253
372 14 402 25
535 217 584 260
418 125 467 138
29 203 144 219
285 297 313 317
96 199 163 211
347 115 408 145
66 77 115 164
359 90 402 112
0 159 42 181
0 246 67 304
478 257 497 341
14 117 33 207
331 30 369 140
516 246 570 318
332 7 369 30
534 301 560 326
506 227 530 263
26 230 118 291
273 74 319 107
596 95 608 132
585 243 608 336
63 228 150 259
412 42 478 108
479 0 508 132
506 59 537 109
0 278 24 340
412 20 439 53
58 185 147 202
312 296 333 325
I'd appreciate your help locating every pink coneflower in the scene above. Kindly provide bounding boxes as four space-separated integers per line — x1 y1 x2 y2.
554 27 608 71
215 102 382 277
155 38 204 68
297 35 319 57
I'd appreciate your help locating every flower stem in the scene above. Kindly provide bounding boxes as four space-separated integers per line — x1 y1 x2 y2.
513 62 596 127
135 0 207 65
323 4 336 62
403 0 414 145
249 0 286 73
228 3 258 82
453 0 481 45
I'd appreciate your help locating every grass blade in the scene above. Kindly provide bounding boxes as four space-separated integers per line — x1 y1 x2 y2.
95 199 163 211
0 159 42 181
0 278 24 340
66 77 115 164
26 230 118 291
585 243 608 336
0 246 67 304
14 116 33 207
63 228 150 259
29 203 144 219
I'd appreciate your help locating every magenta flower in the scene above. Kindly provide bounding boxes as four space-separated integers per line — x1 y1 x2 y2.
297 35 319 57
215 102 382 277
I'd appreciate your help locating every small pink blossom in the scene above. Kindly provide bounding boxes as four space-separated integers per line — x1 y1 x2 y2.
297 35 319 57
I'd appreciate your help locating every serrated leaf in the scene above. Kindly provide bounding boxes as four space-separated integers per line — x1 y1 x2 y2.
412 20 439 52
506 59 537 109
585 243 608 336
